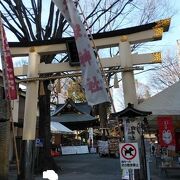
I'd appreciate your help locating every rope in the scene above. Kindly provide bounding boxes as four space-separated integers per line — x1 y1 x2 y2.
17 73 82 83
16 66 143 83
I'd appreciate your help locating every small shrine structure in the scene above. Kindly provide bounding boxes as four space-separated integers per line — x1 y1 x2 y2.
51 98 99 130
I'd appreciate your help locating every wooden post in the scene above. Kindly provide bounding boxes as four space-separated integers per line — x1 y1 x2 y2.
99 102 108 140
10 96 20 176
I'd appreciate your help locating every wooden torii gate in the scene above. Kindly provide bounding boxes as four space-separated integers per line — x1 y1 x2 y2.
9 18 170 177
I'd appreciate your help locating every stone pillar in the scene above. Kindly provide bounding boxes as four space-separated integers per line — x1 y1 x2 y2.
21 47 40 180
119 36 138 107
23 47 39 140
119 36 139 180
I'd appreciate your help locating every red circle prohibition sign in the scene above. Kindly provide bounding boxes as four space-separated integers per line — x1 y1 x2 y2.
121 143 137 160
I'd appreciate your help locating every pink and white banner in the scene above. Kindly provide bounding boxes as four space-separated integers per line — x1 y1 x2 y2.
0 17 17 100
157 116 176 147
52 0 109 106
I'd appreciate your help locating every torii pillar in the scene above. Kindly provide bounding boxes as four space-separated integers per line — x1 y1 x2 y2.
20 47 40 180
120 35 138 107
119 36 151 180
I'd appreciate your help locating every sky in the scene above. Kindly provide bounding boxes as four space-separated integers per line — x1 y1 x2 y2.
113 0 180 111
147 0 180 50
3 0 180 63
133 0 180 85
1 0 180 110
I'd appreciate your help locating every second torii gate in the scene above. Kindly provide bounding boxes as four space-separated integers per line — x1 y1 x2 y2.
9 18 170 140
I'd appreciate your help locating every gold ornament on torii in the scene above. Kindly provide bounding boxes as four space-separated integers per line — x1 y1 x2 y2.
155 18 171 31
152 52 161 63
120 35 128 42
153 28 163 40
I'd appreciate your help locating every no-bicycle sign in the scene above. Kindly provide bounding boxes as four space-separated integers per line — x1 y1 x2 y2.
119 143 140 169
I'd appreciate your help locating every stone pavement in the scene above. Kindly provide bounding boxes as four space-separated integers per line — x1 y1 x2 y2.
8 154 180 180
8 169 42 180
149 156 180 180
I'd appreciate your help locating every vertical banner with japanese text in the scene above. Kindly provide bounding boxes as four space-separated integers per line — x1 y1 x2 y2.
52 0 109 106
157 116 175 147
0 16 17 100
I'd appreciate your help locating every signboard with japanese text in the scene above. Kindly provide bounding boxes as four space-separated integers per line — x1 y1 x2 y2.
119 143 140 169
61 145 89 155
124 120 141 142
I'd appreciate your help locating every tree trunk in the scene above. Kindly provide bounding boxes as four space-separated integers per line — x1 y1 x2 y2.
0 121 10 180
0 100 10 180
35 81 59 173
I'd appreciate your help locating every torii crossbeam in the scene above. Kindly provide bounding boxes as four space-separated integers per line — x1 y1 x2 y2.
10 18 170 76
8 18 170 141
